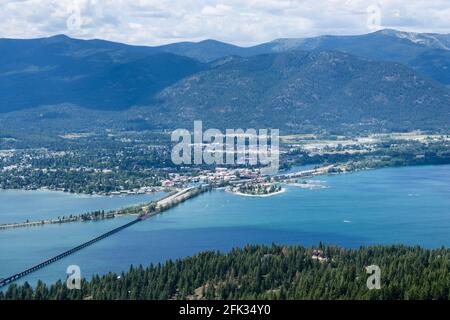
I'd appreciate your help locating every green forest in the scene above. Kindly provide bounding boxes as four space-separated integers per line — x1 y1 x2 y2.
1 244 448 300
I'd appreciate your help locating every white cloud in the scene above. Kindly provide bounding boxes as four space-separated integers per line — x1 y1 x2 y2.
201 4 232 16
0 0 448 46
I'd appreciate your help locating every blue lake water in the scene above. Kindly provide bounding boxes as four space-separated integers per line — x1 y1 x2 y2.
1 165 449 287
0 190 166 224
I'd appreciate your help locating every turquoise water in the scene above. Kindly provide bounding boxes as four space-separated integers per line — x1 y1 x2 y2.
0 190 166 224
1 165 449 287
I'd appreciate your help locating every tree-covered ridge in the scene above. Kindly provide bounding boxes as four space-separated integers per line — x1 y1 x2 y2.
2 32 450 134
1 245 448 300
154 50 450 133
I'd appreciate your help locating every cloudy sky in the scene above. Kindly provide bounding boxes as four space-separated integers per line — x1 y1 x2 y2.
1 0 449 46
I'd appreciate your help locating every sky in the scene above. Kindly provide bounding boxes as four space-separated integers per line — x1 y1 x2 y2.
0 0 449 46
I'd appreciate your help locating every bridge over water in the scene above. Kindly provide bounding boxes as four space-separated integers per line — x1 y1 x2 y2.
0 217 142 288
0 187 199 288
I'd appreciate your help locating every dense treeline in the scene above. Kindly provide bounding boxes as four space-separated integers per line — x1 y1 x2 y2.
0 132 172 194
0 169 164 194
237 183 282 195
1 244 448 300
284 140 450 170
0 210 114 229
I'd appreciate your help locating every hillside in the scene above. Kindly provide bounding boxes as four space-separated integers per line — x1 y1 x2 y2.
1 244 448 300
159 29 450 85
256 29 450 86
0 35 205 112
151 50 450 133
1 31 450 134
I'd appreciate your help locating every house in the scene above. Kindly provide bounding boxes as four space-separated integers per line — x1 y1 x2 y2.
161 180 174 187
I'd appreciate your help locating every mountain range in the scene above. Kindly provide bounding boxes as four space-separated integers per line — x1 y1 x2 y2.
0 29 449 134
157 29 450 82
150 50 450 133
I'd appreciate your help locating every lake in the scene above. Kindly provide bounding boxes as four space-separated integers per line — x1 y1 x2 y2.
1 165 449 287
0 190 166 224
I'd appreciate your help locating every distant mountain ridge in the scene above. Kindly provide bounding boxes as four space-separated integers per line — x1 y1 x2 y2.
2 28 449 78
154 29 450 86
0 29 450 134
150 50 450 133
0 35 205 111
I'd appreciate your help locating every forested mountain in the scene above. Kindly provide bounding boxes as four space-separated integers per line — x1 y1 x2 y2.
155 39 260 63
1 245 448 300
152 50 450 133
157 29 450 86
256 29 450 86
0 35 205 112
410 49 450 85
255 30 450 61
161 29 450 86
1 30 450 134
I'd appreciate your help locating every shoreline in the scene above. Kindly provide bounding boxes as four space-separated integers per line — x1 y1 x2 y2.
0 187 168 197
0 188 191 230
284 182 329 189
3 163 449 229
2 163 448 197
228 187 286 198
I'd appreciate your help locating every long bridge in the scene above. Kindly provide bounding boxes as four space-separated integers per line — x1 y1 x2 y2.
0 170 330 288
0 217 142 288
0 187 202 288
